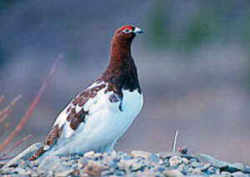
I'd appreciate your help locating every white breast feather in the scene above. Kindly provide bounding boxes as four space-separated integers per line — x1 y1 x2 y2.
50 82 143 155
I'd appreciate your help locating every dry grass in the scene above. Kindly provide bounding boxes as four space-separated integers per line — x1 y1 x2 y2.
0 54 62 160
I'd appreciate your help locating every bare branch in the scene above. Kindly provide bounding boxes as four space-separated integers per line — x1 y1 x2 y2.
0 96 4 104
0 95 22 124
6 134 33 154
0 135 33 160
0 54 62 152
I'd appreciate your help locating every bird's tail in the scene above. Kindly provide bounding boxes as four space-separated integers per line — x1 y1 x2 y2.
29 145 47 161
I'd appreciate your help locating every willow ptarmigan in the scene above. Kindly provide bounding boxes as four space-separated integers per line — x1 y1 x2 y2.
30 25 144 160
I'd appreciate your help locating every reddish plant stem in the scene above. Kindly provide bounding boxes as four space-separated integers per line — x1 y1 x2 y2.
6 134 33 154
0 96 4 104
0 95 22 124
0 55 62 152
0 135 33 159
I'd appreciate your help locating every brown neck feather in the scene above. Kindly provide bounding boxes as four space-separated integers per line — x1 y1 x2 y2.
100 35 141 93
109 36 132 68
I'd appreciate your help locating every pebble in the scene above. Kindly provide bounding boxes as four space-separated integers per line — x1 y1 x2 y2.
163 169 184 177
84 151 95 158
221 171 232 176
38 155 69 173
200 163 211 171
192 168 202 175
182 158 189 164
228 162 245 172
169 156 182 166
56 169 74 176
149 153 160 163
83 161 107 177
243 166 250 174
232 171 249 177
191 161 201 168
207 166 217 175
130 150 151 159
109 159 119 169
130 162 145 172
157 167 166 173
196 154 229 169
1 149 249 177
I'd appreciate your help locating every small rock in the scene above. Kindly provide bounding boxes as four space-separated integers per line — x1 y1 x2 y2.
110 151 117 159
232 171 248 177
109 159 120 169
56 169 74 176
185 166 195 174
169 156 182 167
164 169 184 177
207 166 217 175
14 167 27 174
131 150 151 159
181 154 198 160
200 163 211 171
83 161 107 177
114 170 126 176
182 158 189 164
227 162 245 172
0 161 6 168
71 169 81 176
39 155 69 172
157 167 166 173
84 151 95 158
136 169 155 177
192 168 202 175
221 171 232 176
149 154 160 163
122 155 133 160
215 168 221 175
177 164 185 172
130 162 145 172
101 170 114 176
78 158 88 168
191 161 201 168
3 143 42 168
243 166 250 174
196 154 228 169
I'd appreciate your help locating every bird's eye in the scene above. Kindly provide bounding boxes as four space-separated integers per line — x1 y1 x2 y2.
122 29 132 33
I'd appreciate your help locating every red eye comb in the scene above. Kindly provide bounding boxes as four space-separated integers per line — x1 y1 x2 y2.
120 25 134 31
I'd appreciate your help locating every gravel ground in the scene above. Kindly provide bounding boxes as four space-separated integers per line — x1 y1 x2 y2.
0 143 250 177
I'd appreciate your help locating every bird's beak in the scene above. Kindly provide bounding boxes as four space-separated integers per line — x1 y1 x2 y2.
133 27 144 34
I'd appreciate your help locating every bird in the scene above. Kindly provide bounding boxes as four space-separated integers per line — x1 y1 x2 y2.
30 25 144 160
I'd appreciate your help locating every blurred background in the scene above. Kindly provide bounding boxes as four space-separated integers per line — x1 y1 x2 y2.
0 0 250 164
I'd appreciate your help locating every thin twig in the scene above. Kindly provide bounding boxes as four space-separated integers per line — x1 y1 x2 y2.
171 130 179 153
0 114 9 124
0 135 33 160
0 95 22 124
5 134 33 154
0 96 4 104
0 54 62 152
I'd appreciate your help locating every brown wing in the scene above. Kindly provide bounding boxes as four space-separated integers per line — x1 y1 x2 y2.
29 124 64 160
29 81 106 160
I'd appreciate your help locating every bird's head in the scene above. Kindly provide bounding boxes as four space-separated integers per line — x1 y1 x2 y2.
113 25 143 42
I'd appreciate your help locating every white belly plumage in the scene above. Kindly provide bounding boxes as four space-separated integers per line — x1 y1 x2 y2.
50 87 143 155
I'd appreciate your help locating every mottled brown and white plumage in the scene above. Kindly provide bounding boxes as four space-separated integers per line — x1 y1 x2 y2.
30 25 144 160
